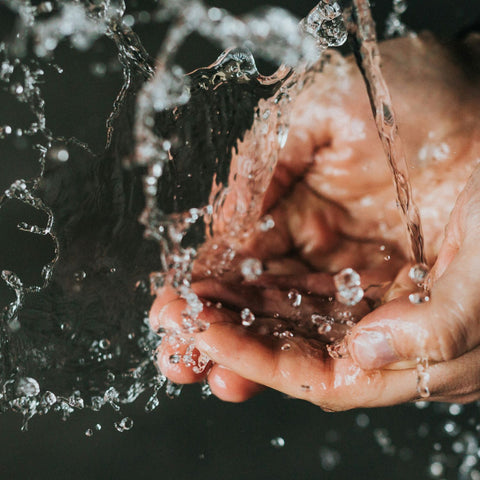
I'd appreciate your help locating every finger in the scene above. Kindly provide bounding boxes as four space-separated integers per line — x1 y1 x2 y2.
195 318 480 408
159 294 480 407
406 344 480 403
150 296 235 384
207 364 264 402
154 296 266 400
194 320 420 409
349 210 480 370
157 342 210 384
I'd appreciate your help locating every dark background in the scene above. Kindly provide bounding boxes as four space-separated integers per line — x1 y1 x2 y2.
1 0 480 479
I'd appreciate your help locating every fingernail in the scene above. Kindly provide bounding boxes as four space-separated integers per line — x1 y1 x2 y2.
350 330 399 369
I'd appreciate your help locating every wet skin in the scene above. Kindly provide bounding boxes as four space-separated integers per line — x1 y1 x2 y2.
150 33 480 409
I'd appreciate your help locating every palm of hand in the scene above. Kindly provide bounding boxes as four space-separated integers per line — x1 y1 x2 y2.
150 34 480 408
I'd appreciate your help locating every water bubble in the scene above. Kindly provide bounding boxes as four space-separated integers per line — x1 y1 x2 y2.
241 308 255 327
240 258 263 281
281 343 291 351
270 437 285 448
333 268 364 306
288 289 302 308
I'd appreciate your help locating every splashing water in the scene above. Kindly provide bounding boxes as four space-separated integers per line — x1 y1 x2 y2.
0 0 350 425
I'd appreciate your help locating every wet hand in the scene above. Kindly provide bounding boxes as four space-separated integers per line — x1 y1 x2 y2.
149 33 480 408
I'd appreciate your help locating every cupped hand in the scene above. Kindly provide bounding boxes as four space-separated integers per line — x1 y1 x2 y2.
149 33 480 408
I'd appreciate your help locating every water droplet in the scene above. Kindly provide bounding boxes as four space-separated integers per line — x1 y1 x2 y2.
408 263 429 284
443 420 460 436
281 343 291 351
85 428 93 437
99 338 111 350
312 314 334 335
43 391 57 405
259 215 275 232
165 380 183 398
145 394 160 413
393 0 408 14
409 292 430 304
333 268 364 306
57 149 69 162
355 413 370 428
114 417 134 433
169 354 181 364
448 404 463 416
288 289 302 307
326 340 349 360
15 377 40 397
241 308 255 327
270 437 285 448
74 270 86 282
319 446 341 471
416 357 431 398
201 382 212 399
240 258 263 281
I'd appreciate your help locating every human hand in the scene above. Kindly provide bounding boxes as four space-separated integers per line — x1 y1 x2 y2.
149 33 480 408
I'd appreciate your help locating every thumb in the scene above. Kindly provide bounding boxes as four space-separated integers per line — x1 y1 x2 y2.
348 234 480 370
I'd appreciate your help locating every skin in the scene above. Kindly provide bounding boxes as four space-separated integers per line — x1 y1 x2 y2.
149 33 480 409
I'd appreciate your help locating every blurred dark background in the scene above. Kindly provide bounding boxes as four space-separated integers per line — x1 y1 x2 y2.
1 0 480 479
